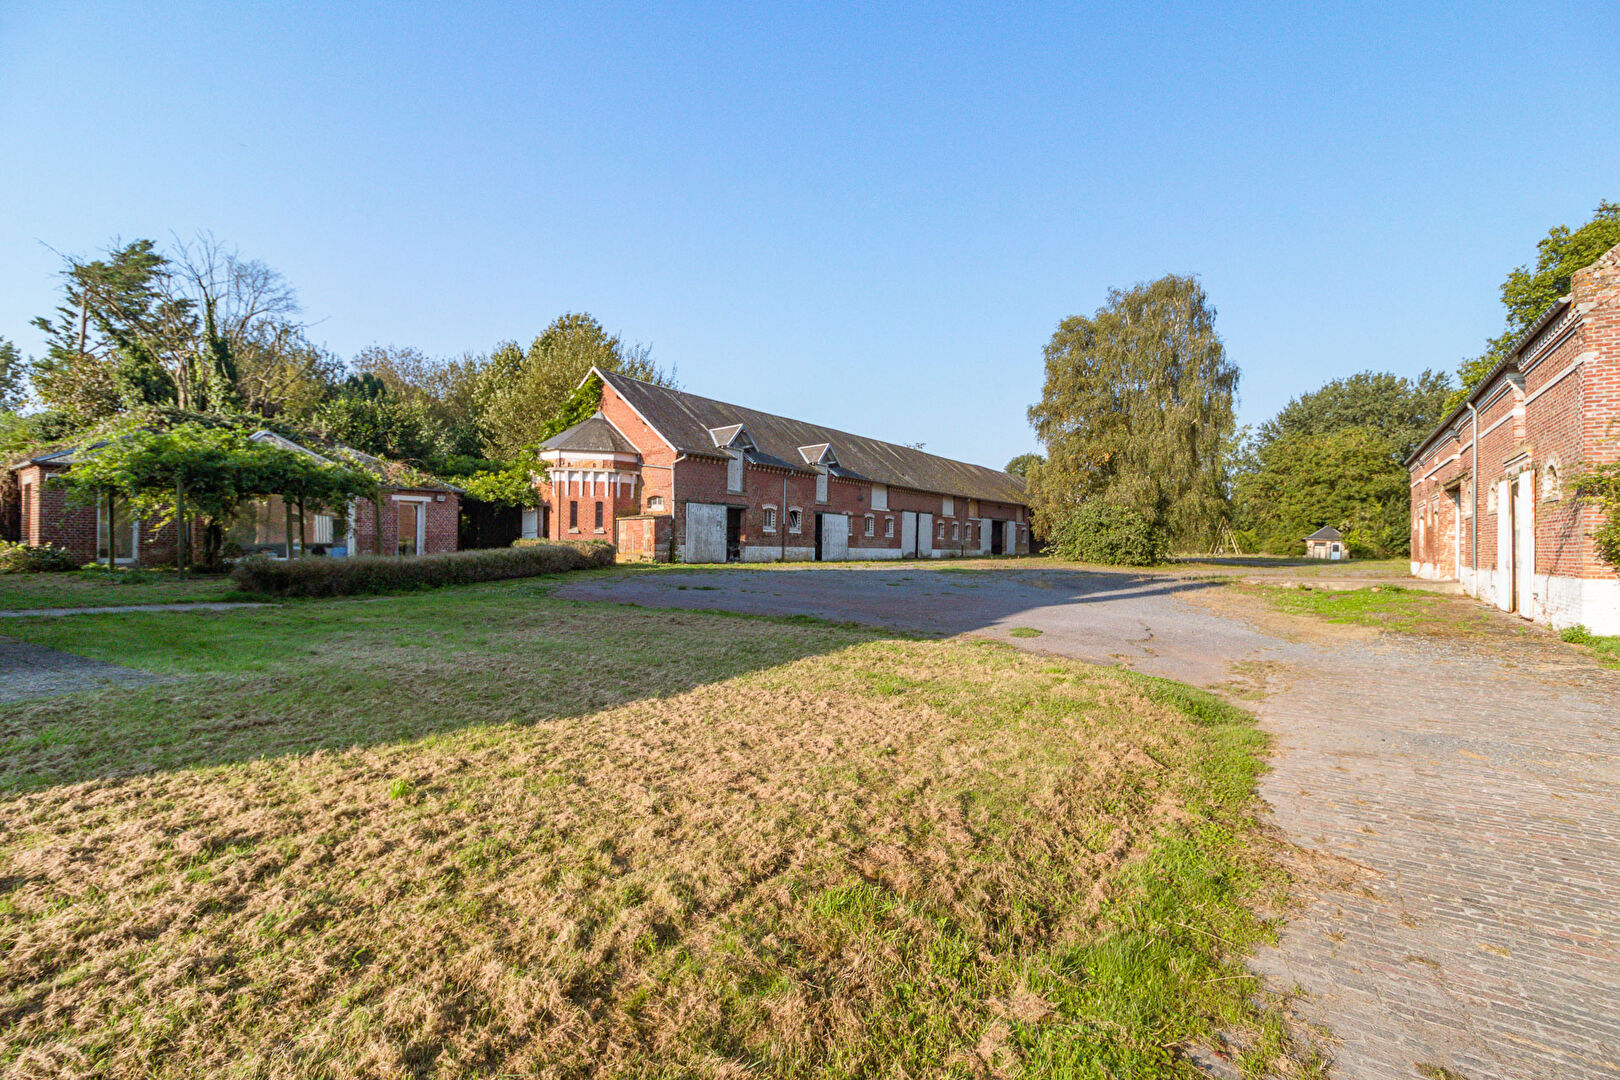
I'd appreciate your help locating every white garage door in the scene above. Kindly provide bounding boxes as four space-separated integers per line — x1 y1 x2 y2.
900 511 917 556
685 502 727 563
979 517 992 555
1003 521 1017 554
820 513 849 560
918 513 934 557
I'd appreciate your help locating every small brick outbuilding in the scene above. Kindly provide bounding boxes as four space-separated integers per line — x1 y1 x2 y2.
529 369 1033 563
1407 241 1620 633
10 430 461 567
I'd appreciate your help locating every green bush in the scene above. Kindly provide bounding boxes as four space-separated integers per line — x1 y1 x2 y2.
1044 501 1171 566
230 541 615 597
0 541 82 574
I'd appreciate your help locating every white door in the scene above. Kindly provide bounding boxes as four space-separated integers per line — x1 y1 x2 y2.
685 502 727 563
821 513 849 560
521 509 538 540
900 511 917 556
1496 479 1514 611
917 513 934 557
1515 474 1536 618
1003 521 1017 554
979 517 992 555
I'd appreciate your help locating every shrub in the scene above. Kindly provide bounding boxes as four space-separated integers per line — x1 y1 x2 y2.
0 541 82 574
230 541 615 597
1043 501 1171 566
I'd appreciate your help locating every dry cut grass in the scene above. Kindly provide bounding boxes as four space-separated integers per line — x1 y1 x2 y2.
0 587 1292 1078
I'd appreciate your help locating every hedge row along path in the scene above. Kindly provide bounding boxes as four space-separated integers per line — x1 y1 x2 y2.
562 563 1620 1080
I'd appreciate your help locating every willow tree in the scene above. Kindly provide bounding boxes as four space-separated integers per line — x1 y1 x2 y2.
1028 275 1239 548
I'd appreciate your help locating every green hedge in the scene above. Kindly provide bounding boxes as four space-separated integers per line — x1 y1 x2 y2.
1043 500 1171 566
0 541 82 574
230 541 615 597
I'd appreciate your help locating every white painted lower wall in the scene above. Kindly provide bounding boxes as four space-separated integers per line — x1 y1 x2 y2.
739 544 814 562
1541 574 1620 634
850 547 903 560
1444 564 1620 634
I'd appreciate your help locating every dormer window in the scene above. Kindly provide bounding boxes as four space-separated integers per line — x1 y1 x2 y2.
797 443 838 467
708 424 755 451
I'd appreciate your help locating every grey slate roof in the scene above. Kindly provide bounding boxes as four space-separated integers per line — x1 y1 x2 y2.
597 369 1028 506
1303 526 1344 541
539 412 639 454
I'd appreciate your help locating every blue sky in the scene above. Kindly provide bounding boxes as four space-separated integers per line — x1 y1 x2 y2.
2 2 1616 468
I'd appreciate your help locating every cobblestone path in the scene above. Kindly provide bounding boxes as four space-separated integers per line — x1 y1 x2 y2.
1240 620 1620 1080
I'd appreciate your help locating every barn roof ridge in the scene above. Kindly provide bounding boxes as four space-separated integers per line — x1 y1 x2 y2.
593 369 1027 506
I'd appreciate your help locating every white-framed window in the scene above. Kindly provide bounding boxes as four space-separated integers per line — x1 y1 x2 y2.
942 496 954 517
951 522 959 541
885 516 895 538
647 495 665 512
871 484 888 511
391 495 428 557
97 496 139 564
788 508 803 533
763 505 777 532
937 521 945 539
864 514 875 537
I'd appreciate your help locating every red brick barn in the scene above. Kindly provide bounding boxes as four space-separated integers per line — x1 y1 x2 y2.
1407 241 1620 633
533 369 1032 563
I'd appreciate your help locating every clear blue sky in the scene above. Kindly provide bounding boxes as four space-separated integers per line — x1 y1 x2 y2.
3 2 1616 468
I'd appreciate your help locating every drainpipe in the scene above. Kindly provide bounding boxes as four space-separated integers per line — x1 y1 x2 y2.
1466 400 1480 597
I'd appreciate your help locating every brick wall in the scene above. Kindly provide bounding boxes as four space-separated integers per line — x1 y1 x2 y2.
1409 240 1620 627
351 491 460 556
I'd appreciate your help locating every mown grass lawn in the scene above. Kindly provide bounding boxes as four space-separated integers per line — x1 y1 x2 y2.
0 568 252 611
0 581 1305 1078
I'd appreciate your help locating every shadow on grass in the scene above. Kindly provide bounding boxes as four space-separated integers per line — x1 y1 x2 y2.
0 578 892 794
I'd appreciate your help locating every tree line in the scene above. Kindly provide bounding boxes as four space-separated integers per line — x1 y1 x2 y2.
1019 201 1618 563
0 234 675 485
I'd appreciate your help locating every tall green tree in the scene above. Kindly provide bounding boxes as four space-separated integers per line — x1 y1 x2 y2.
1004 452 1043 478
0 336 27 414
478 313 673 459
31 235 335 425
350 344 488 457
1234 427 1409 556
1455 201 1620 403
1028 275 1239 547
1260 369 1453 460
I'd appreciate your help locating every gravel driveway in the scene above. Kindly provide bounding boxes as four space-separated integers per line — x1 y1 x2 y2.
560 564 1620 1080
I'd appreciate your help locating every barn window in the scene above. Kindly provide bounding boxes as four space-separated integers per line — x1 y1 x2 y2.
788 508 802 533
871 484 888 510
569 501 578 530
815 470 829 503
1543 463 1562 502
885 517 895 538
942 496 954 517
763 506 777 532
727 449 745 494
647 495 664 512
864 514 875 537
594 501 604 530
937 521 945 539
951 522 959 541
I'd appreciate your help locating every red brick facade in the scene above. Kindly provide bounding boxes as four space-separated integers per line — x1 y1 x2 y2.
537 380 1031 563
1408 242 1620 633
